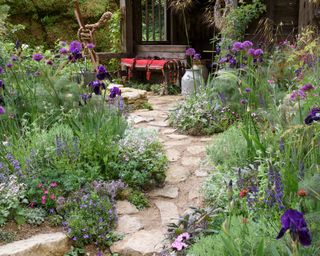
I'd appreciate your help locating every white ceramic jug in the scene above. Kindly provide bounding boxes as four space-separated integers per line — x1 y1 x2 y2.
181 68 202 96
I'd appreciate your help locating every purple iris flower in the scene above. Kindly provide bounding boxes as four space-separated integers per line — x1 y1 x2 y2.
0 106 5 115
60 48 68 55
276 209 312 246
304 108 320 125
229 57 237 67
110 86 121 98
89 80 106 95
69 41 82 54
193 53 201 60
32 53 44 62
6 63 13 69
232 42 243 52
96 65 110 81
185 48 196 56
300 83 315 92
242 41 253 49
245 88 251 93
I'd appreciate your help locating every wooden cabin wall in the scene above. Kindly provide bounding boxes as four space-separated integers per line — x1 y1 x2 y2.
299 0 320 32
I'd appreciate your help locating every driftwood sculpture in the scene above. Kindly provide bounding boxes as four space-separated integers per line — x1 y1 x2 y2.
74 1 112 66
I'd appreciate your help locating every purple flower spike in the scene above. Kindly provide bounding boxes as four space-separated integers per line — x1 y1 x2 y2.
0 106 5 115
304 108 320 125
32 53 43 62
290 90 306 101
185 48 196 56
276 209 312 246
300 83 315 92
69 41 82 54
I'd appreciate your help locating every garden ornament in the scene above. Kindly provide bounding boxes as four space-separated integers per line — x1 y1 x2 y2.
74 0 112 66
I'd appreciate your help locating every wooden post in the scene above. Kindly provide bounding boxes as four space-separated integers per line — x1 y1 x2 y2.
298 0 318 32
120 0 133 56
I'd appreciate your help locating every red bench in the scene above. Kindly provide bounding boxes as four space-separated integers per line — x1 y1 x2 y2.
121 58 185 94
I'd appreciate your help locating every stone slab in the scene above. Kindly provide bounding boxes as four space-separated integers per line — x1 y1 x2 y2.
0 233 69 256
111 229 164 256
116 201 139 215
154 201 179 226
165 165 191 184
166 148 181 162
116 215 144 234
149 185 179 199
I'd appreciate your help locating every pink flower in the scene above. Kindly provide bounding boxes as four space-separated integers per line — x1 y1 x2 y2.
44 190 49 195
50 182 58 188
41 195 46 204
37 183 43 188
267 79 275 85
171 240 188 251
177 232 190 241
50 193 55 200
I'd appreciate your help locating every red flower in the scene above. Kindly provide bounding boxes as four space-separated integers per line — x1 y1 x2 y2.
297 188 307 197
239 189 248 198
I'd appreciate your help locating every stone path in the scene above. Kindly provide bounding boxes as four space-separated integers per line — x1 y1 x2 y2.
111 95 212 255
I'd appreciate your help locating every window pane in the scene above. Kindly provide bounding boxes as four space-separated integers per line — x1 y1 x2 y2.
142 0 167 42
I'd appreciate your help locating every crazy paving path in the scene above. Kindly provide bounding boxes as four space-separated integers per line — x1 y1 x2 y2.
111 95 212 256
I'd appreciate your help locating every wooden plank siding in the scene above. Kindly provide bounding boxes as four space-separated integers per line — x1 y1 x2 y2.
299 0 320 32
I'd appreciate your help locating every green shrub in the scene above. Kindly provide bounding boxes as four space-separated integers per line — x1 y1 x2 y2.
207 125 248 168
169 89 237 135
111 128 168 190
128 191 149 210
24 207 47 225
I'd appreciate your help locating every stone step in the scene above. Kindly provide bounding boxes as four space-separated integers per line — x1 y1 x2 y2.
0 232 70 256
